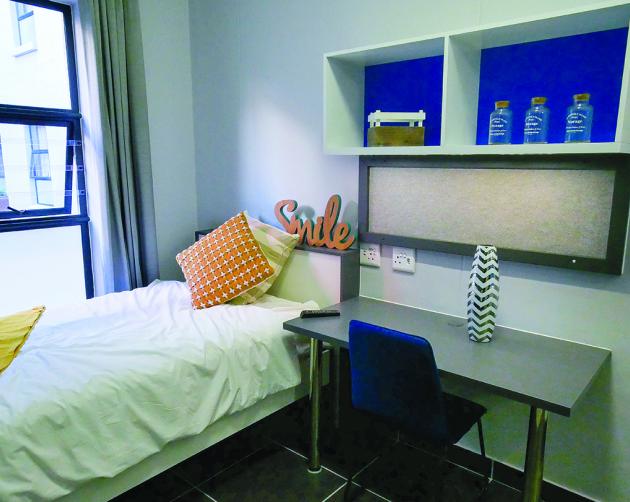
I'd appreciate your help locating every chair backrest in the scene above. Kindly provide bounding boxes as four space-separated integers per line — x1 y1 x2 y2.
348 320 449 444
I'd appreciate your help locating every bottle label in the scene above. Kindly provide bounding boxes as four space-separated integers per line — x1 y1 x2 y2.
566 112 587 133
524 115 543 136
489 117 508 137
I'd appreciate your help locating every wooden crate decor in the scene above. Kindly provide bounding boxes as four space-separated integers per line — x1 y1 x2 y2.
367 110 426 147
275 195 355 250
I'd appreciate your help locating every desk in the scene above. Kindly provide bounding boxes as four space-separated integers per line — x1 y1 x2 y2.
283 296 611 502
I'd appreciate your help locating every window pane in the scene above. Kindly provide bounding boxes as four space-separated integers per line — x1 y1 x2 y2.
0 122 69 212
0 1 71 109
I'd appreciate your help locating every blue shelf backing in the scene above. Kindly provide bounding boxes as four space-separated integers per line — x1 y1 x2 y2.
476 28 628 145
364 56 444 147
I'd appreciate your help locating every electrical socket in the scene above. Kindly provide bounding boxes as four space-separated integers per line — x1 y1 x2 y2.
360 243 381 267
392 247 415 273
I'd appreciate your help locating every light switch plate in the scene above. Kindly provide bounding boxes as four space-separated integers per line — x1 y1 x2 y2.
360 243 381 267
392 247 415 273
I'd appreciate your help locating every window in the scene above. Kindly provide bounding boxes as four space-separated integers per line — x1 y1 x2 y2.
13 1 35 48
0 0 93 297
1 0 82 217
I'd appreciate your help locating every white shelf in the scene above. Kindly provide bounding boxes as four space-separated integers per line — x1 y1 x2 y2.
326 142 630 157
327 36 444 66
323 0 630 155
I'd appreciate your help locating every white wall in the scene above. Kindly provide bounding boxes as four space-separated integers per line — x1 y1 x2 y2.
188 0 630 500
136 0 198 280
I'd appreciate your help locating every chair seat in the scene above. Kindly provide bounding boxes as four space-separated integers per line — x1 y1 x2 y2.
443 392 486 444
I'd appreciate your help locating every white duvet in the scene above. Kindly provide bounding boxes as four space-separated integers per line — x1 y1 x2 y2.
0 281 316 501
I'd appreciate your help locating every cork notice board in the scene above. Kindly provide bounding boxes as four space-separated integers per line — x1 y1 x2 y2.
359 156 630 274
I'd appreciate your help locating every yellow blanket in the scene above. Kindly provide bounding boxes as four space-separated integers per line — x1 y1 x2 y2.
0 306 45 373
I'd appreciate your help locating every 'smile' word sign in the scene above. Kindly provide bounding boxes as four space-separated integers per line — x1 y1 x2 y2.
274 195 355 251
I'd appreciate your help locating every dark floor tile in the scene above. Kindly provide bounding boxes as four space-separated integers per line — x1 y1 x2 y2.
198 444 343 502
356 442 487 502
173 426 269 485
269 398 394 479
318 420 393 479
174 488 216 501
326 482 388 501
112 468 192 502
492 460 524 491
265 396 313 456
483 481 521 502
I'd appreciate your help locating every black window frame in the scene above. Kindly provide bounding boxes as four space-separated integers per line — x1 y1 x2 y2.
0 0 93 298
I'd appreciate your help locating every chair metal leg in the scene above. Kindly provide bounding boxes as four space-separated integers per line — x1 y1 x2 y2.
522 407 549 502
308 338 323 473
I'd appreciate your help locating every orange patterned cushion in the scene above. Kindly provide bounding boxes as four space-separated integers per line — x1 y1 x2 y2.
176 213 274 309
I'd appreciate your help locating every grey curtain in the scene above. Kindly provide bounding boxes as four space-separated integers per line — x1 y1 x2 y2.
88 0 159 290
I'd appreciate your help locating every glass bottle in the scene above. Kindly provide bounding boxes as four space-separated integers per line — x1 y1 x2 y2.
565 93 593 143
488 100 512 145
524 97 550 144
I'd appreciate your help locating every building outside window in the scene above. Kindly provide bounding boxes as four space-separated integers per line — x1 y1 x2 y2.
13 1 35 48
26 125 52 205
27 125 50 179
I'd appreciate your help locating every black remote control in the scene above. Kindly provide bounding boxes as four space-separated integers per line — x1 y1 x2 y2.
300 309 341 318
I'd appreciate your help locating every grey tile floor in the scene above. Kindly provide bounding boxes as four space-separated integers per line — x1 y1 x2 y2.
113 401 522 502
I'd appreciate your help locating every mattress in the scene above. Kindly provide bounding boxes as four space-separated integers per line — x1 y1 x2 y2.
0 280 317 501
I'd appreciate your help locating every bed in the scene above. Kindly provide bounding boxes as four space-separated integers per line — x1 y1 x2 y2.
0 246 355 501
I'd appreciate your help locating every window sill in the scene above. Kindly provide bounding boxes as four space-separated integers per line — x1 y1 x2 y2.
12 42 37 57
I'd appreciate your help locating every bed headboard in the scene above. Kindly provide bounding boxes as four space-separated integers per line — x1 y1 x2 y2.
195 230 359 309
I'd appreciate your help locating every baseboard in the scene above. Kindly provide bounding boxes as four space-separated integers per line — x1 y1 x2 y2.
447 444 594 502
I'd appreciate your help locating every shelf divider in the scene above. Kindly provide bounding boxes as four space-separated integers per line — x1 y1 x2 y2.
442 34 482 147
615 20 630 144
324 58 365 151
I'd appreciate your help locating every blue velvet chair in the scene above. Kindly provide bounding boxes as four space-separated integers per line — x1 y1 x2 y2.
345 320 487 500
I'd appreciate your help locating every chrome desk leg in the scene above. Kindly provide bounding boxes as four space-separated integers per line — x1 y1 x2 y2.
332 345 341 429
308 338 323 473
522 406 549 502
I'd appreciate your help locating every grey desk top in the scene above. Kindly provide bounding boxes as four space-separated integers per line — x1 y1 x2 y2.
283 296 611 417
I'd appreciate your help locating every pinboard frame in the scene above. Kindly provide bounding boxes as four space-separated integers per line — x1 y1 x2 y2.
358 155 630 274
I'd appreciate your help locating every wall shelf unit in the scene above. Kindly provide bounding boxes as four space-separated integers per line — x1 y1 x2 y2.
326 142 630 157
323 1 630 156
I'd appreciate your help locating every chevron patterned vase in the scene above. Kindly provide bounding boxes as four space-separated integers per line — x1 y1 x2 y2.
467 245 500 343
